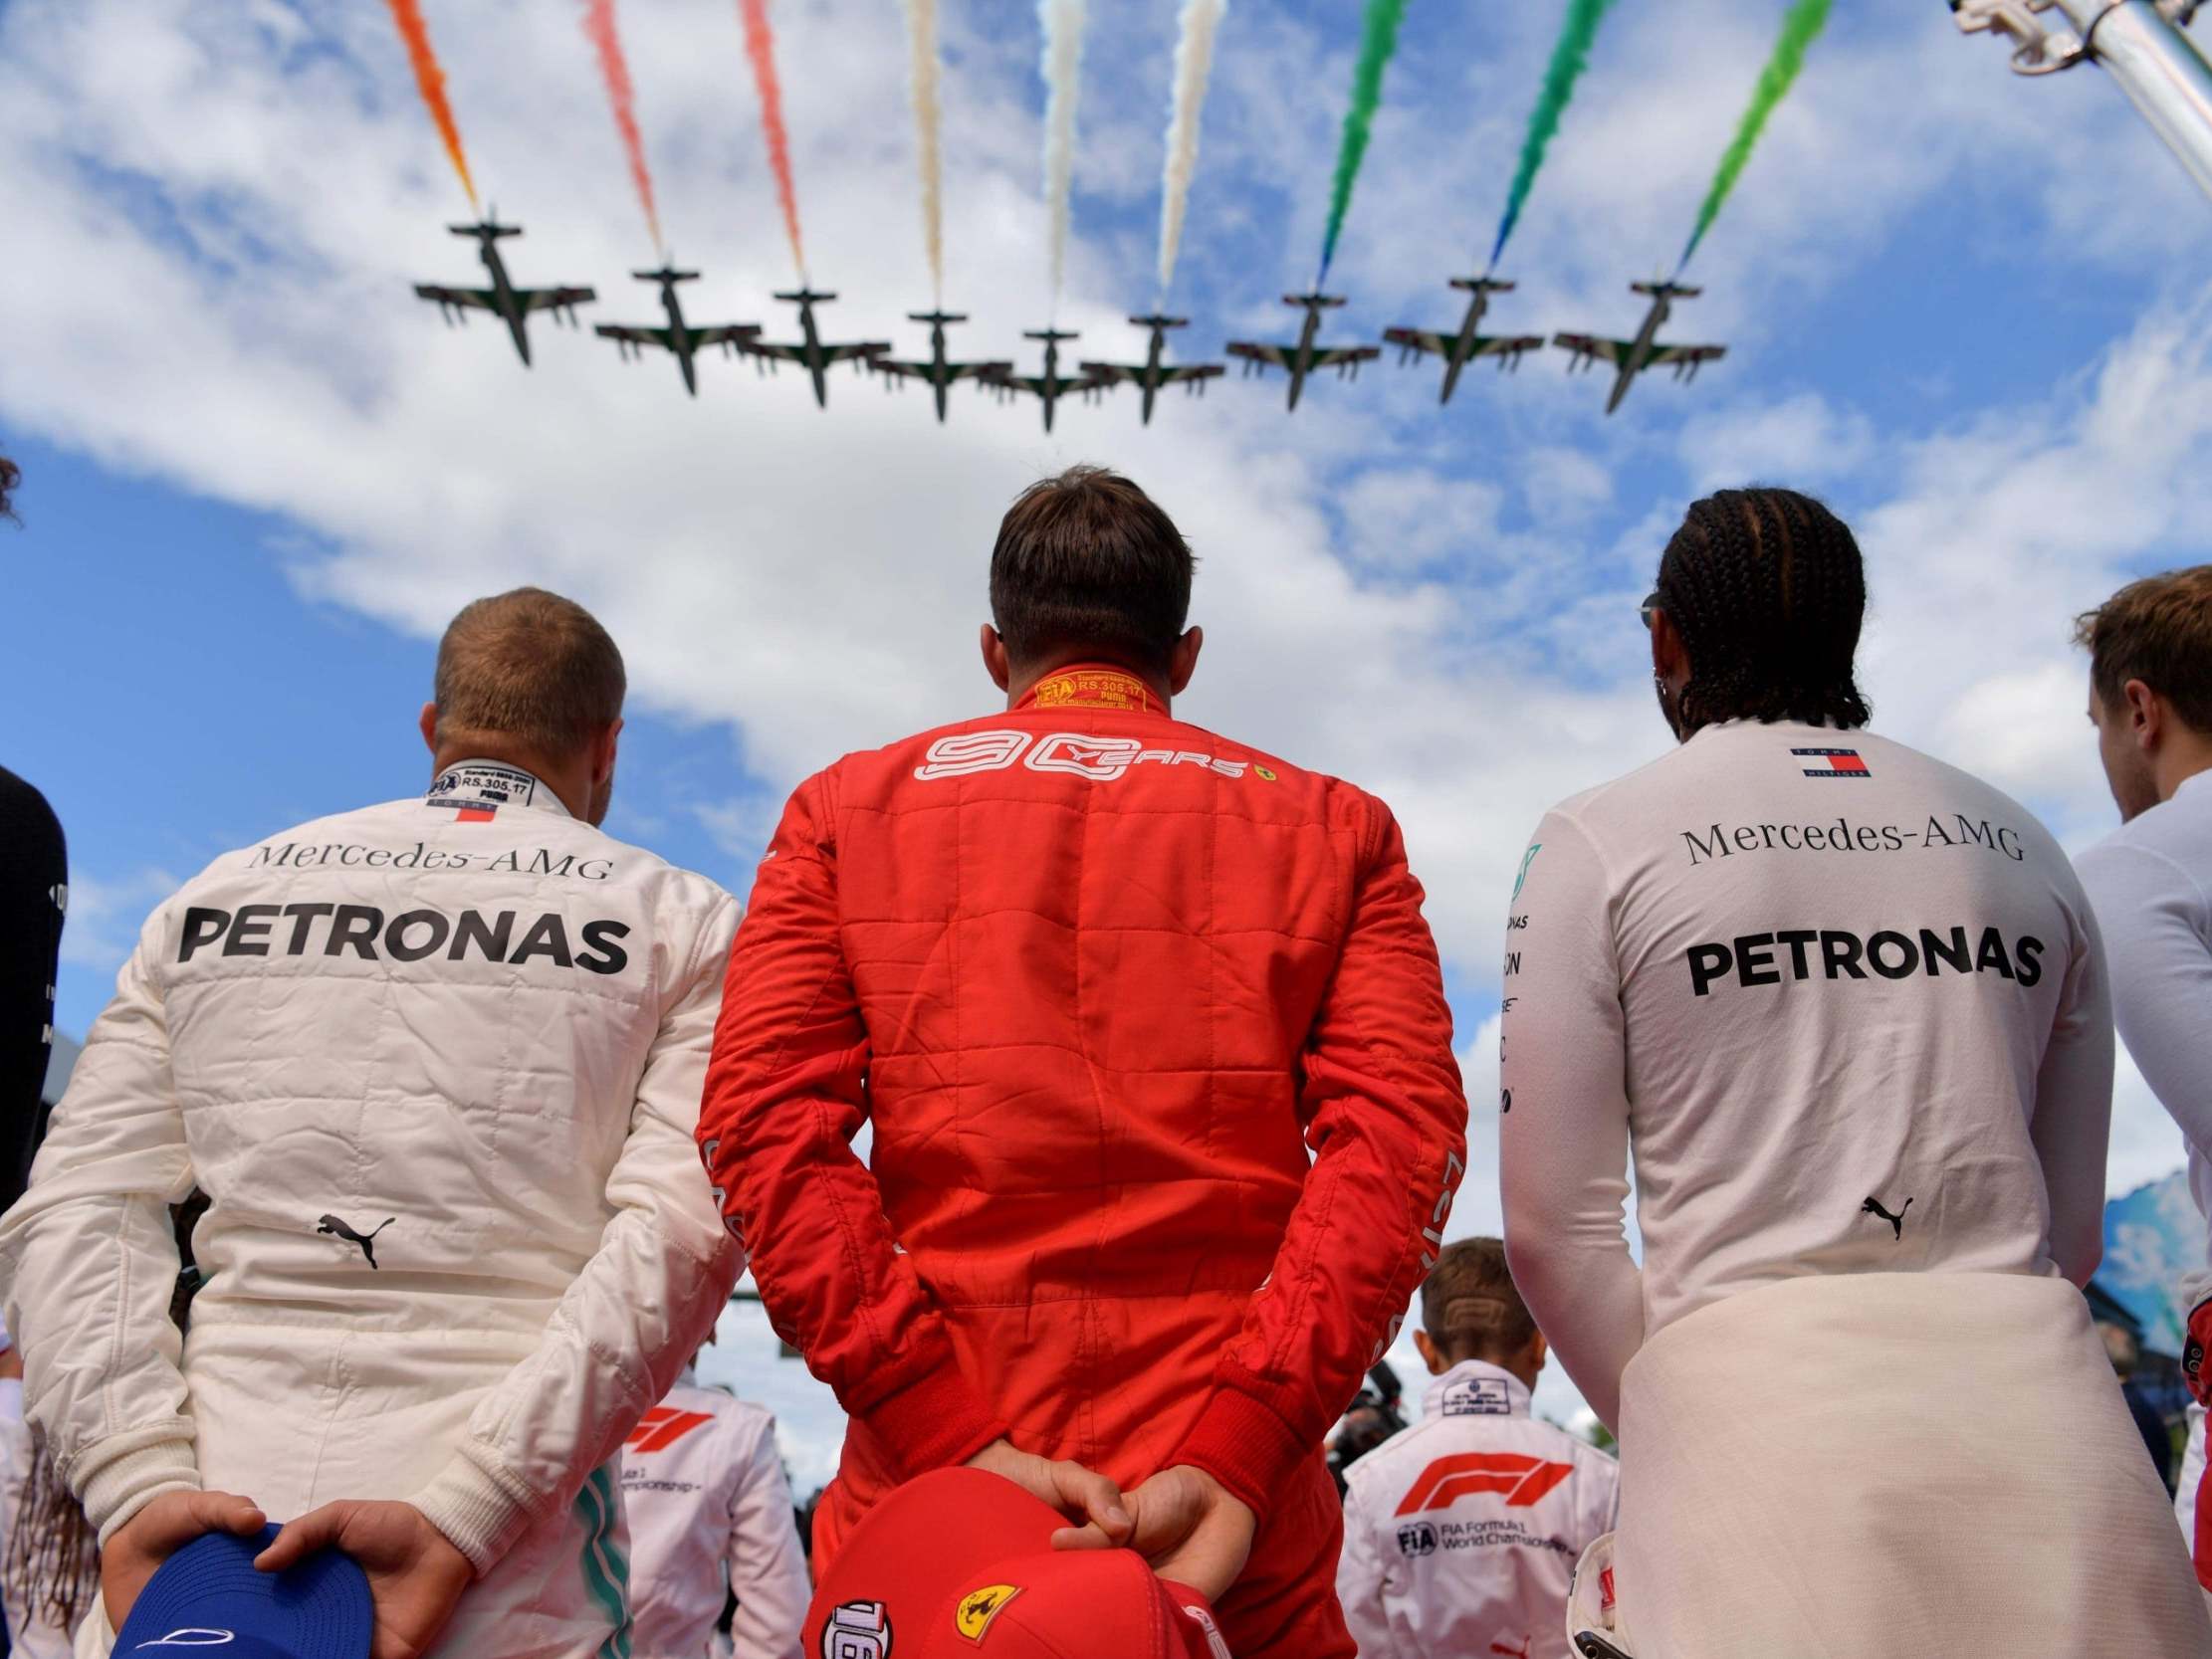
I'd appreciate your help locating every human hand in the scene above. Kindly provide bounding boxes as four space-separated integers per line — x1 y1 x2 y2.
103 1490 268 1631
1055 1465 1255 1603
256 1500 473 1659
964 1439 1134 1548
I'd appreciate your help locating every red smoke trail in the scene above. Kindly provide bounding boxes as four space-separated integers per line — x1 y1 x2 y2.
738 0 805 277
382 0 479 208
581 0 663 250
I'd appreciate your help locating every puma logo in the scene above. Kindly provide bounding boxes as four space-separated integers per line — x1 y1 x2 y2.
1862 1196 1912 1241
317 1214 395 1269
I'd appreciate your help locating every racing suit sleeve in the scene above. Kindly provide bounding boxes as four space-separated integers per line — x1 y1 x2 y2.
1173 798 1468 1519
410 890 748 1574
0 910 200 1543
2030 868 2117 1288
726 1411 808 1659
1334 1475 1397 1659
1497 812 1644 1433
698 773 1009 1479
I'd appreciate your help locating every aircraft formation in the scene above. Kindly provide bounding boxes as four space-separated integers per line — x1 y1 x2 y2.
414 218 1727 430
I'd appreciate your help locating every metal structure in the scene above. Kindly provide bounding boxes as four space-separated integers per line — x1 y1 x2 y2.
1953 0 2212 201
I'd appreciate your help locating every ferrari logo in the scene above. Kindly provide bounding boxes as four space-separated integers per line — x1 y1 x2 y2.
954 1584 1021 1641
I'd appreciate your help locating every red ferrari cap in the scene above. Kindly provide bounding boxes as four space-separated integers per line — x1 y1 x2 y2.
805 1468 1233 1659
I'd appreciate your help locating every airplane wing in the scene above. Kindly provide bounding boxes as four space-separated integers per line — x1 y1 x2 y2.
1647 342 1727 366
1076 362 1139 386
740 340 808 365
1309 345 1380 370
1468 332 1547 361
689 324 760 350
820 342 889 365
594 323 678 351
1161 363 1223 385
1552 333 1636 364
1225 342 1289 370
414 285 501 311
881 357 1004 383
1383 327 1449 358
515 286 595 313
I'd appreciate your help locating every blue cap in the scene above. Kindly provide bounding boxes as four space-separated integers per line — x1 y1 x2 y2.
112 1525 371 1659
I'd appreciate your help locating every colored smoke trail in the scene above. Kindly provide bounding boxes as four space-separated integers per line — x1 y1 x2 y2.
581 0 662 250
739 0 806 277
1156 0 1226 297
1678 0 1832 271
901 0 945 296
1038 0 1088 297
1488 0 1617 270
381 0 478 208
1317 0 1409 285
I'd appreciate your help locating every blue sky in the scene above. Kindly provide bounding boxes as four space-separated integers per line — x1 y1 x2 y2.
6 0 2211 1451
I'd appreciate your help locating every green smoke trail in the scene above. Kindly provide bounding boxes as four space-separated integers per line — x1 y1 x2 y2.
1678 0 1832 271
1318 0 1410 284
1489 0 1618 270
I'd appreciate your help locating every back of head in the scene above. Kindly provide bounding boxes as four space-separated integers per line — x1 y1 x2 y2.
432 587 626 766
1422 1237 1537 1368
990 466 1194 679
1658 487 1872 735
2074 564 2212 735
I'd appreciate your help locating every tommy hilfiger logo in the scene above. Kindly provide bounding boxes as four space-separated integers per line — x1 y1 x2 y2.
1793 747 1870 778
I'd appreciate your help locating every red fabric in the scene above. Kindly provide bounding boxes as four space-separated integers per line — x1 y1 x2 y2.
2196 1457 2212 1593
702 667 1467 1655
2186 1294 2212 1408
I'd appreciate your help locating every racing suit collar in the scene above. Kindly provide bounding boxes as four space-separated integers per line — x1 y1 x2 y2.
1014 663 1170 716
1423 1358 1532 1422
424 758 572 821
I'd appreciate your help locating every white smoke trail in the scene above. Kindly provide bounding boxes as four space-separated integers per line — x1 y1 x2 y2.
901 0 944 296
1038 0 1086 298
1156 0 1225 298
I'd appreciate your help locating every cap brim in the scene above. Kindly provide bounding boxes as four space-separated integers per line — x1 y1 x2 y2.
113 1526 372 1659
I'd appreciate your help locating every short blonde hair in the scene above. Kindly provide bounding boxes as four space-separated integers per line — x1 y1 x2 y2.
432 587 625 758
2076 566 2212 735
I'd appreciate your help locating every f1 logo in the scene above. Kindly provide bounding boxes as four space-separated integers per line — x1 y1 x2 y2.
1395 1453 1574 1516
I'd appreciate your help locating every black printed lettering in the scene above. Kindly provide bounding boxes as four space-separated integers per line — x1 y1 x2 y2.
509 913 573 967
1974 928 2016 980
281 903 333 953
577 920 630 974
223 904 281 957
1867 931 1918 979
179 907 231 962
2015 935 2045 987
326 905 383 958
1920 927 1972 975
383 910 451 962
1688 942 1733 997
1736 933 1781 987
1777 929 1818 977
1822 932 1867 979
449 910 514 962
1682 825 1729 865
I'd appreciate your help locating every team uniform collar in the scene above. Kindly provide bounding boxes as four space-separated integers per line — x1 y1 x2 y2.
1015 663 1169 715
1423 1358 1532 1422
425 758 571 821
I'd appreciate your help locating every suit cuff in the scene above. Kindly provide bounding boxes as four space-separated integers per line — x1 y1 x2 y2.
856 1356 1006 1478
80 1429 201 1544
1174 1387 1308 1521
410 1449 541 1576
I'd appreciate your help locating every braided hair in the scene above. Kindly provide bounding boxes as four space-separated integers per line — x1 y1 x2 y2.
1656 487 1872 736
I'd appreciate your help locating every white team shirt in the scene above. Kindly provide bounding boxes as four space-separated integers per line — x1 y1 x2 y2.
2076 771 2212 1266
1336 1360 1618 1659
619 1378 809 1659
1500 721 2112 1429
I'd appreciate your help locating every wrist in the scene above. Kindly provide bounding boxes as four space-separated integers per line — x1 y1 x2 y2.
409 1453 536 1577
80 1434 201 1545
1173 1390 1305 1522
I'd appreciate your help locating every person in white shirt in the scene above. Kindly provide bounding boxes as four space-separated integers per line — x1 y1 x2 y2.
618 1366 808 1659
1336 1239 1615 1659
1500 488 2206 1653
2071 564 2212 1593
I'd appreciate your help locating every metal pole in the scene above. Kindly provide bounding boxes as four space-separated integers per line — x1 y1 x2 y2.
2055 2 2212 201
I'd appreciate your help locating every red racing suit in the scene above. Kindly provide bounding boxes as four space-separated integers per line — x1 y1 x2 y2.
699 666 1467 1657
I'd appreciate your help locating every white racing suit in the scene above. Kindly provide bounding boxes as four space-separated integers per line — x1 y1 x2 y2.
1336 1360 1617 1659
618 1377 808 1659
0 761 746 1659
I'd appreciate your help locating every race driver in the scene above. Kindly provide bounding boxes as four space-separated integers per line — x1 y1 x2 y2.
0 587 745 1659
698 465 1468 1657
1499 488 2207 1651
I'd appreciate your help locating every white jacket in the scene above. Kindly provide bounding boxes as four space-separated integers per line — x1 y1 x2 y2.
1336 1360 1617 1659
618 1377 808 1659
0 761 746 1659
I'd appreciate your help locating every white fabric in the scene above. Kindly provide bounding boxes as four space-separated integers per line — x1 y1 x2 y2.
1608 1271 2209 1657
0 1378 89 1659
619 1379 807 1659
0 762 746 1659
2078 769 2212 1265
1499 720 2112 1429
1336 1359 1617 1659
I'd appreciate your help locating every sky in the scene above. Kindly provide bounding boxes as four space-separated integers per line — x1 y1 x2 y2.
4 0 2210 1476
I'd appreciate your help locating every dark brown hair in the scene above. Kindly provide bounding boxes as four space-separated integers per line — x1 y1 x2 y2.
0 455 20 524
433 587 626 759
2075 565 2212 736
1421 1238 1538 1366
1656 487 1872 736
990 467 1194 676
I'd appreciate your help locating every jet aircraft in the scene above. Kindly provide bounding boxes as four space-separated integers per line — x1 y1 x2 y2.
876 311 1012 423
740 290 889 408
1384 277 1547 405
593 266 760 396
413 216 595 367
1554 281 1726 415
1078 316 1224 425
1224 295 1380 412
986 328 1111 434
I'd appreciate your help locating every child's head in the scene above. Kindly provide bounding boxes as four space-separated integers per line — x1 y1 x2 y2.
1416 1237 1547 1388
